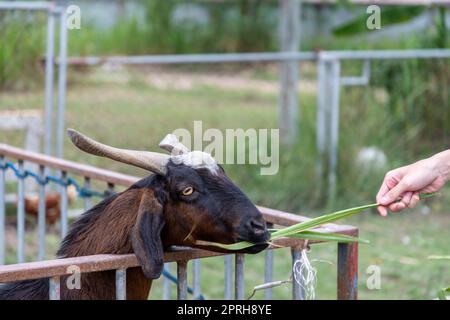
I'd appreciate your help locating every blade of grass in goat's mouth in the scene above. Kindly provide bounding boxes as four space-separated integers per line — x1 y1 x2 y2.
195 192 439 250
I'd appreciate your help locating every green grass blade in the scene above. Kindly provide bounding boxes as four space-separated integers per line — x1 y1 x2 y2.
271 192 438 240
195 239 256 250
270 203 378 240
419 192 440 200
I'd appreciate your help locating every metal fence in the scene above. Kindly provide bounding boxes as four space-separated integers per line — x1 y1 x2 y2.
0 143 359 300
0 1 68 159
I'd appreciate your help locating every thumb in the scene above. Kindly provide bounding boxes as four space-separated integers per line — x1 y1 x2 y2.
379 180 408 205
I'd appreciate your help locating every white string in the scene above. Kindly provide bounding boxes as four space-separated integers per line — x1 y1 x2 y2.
293 249 317 300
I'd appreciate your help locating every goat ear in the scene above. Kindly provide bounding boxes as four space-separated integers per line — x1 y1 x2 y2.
131 190 165 280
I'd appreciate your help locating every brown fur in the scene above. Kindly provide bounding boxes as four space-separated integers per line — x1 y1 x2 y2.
57 189 155 300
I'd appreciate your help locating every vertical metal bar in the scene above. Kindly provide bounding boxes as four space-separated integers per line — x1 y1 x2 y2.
0 156 5 265
177 261 188 300
235 254 244 300
264 223 274 300
337 239 359 300
49 276 61 300
278 0 300 144
327 60 341 205
192 259 201 299
162 263 172 300
224 255 233 300
107 183 115 195
362 59 371 81
316 57 327 189
37 165 46 260
17 161 25 263
83 177 92 212
264 249 274 300
60 171 68 239
56 8 68 159
44 8 56 156
115 268 127 300
291 248 305 300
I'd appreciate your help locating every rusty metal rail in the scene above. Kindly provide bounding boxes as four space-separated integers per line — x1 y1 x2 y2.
0 144 358 300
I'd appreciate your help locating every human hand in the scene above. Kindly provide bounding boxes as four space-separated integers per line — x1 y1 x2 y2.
376 150 450 216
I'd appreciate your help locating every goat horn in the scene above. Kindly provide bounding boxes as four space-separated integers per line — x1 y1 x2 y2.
159 134 190 155
67 129 169 175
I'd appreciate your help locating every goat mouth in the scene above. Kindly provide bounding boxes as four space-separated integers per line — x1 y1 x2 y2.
240 242 269 254
235 236 269 254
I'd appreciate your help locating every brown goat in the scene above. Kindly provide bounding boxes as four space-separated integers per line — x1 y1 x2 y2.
0 130 269 300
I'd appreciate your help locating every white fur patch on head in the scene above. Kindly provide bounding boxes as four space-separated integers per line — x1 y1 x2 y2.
171 151 219 174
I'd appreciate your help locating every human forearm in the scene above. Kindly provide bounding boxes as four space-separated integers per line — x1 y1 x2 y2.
429 149 450 182
376 149 450 216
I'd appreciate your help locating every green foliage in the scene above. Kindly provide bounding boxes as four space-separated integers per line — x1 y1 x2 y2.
0 12 45 90
68 0 277 55
141 0 277 53
370 59 450 148
435 8 448 48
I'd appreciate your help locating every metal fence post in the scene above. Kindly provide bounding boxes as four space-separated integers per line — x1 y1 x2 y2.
115 268 127 300
38 165 46 260
56 8 68 159
224 255 233 300
337 240 358 300
163 262 172 300
278 0 301 144
60 171 68 239
44 7 56 156
327 60 341 205
177 260 188 300
264 223 274 299
317 56 342 205
291 248 304 300
235 254 245 300
17 161 25 263
192 259 201 299
83 177 92 211
49 276 61 300
316 55 328 192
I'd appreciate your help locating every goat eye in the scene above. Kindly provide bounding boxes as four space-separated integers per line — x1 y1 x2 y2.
181 187 194 196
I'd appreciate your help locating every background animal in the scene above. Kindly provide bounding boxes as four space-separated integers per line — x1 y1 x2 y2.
23 185 78 225
0 129 269 300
